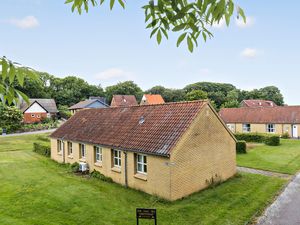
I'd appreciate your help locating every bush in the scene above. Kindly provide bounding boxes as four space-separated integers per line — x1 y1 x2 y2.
33 143 51 157
70 162 80 173
265 135 280 146
281 132 290 139
236 141 247 154
90 170 113 183
235 132 280 146
36 135 50 142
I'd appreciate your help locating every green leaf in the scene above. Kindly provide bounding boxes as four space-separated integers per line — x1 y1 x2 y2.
157 29 162 44
8 64 16 84
110 0 115 10
161 27 169 39
176 32 187 47
150 27 159 38
2 58 8 80
202 32 207 42
16 69 25 87
187 36 194 52
118 0 125 9
16 90 29 105
172 23 186 32
238 6 246 23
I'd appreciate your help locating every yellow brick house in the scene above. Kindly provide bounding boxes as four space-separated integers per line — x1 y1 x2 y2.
50 100 236 201
219 106 300 138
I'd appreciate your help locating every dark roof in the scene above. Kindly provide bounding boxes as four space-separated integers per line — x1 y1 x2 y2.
69 99 109 110
110 95 138 107
219 106 300 124
51 101 208 157
21 99 58 113
241 99 277 108
142 94 165 105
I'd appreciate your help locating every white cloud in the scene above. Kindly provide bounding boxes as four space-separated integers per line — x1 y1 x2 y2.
95 68 132 81
8 16 39 29
212 18 226 29
235 16 255 28
241 48 260 58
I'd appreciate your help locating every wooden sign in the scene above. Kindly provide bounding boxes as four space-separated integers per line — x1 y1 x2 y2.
136 208 157 225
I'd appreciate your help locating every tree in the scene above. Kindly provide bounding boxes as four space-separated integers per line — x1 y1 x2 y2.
0 57 36 106
145 85 185 102
105 81 143 103
0 104 23 132
65 0 246 52
245 86 284 106
185 89 208 101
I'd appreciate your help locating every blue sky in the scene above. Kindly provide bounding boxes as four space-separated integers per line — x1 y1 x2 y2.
0 0 299 104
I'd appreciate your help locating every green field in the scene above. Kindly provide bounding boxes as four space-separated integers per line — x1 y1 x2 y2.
0 134 286 225
237 139 300 174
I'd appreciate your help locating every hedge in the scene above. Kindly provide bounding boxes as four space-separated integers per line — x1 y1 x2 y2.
236 141 247 154
235 132 280 146
33 143 51 157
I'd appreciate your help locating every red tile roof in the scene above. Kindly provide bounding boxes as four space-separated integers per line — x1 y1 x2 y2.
142 94 165 105
110 95 138 107
241 100 277 108
219 106 300 124
51 101 208 157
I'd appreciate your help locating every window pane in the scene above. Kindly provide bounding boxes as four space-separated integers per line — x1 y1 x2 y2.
138 155 142 162
138 163 143 172
114 158 118 166
144 164 147 173
144 156 147 164
119 158 121 166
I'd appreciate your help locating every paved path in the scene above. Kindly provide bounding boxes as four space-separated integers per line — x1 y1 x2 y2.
237 166 292 180
256 172 300 225
0 129 56 137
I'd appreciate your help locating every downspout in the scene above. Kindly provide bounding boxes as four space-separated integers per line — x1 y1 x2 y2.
124 151 128 187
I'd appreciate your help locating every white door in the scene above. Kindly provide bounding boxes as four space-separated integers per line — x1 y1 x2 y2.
293 125 298 138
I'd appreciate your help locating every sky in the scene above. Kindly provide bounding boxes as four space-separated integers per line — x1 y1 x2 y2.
0 0 299 104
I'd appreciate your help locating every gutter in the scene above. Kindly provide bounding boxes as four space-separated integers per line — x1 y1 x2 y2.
124 151 128 187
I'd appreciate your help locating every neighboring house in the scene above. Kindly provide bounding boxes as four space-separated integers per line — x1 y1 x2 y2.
69 97 108 115
241 99 277 108
21 99 58 123
50 100 236 201
110 95 138 107
140 94 165 105
219 106 300 138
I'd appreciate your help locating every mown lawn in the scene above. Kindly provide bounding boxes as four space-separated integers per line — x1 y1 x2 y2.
0 135 286 225
237 139 300 175
0 133 50 152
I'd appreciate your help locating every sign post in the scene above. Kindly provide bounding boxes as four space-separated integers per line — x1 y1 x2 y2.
136 208 157 225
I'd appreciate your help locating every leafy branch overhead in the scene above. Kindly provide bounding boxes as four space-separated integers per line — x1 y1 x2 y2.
0 57 37 105
65 0 246 52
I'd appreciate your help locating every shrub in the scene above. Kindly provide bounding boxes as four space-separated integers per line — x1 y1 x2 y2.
70 162 80 173
0 105 23 133
236 141 247 154
33 143 51 157
41 117 52 124
90 170 113 183
281 132 290 139
235 132 280 146
36 135 50 142
265 135 280 146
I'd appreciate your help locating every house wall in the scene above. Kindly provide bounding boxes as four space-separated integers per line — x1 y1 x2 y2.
231 123 300 137
50 139 172 199
23 112 47 123
169 104 236 201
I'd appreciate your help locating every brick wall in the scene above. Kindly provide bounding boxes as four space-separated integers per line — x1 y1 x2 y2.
23 112 47 123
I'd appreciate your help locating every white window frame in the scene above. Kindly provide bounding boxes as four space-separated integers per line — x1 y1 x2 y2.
242 123 251 133
79 143 86 159
37 114 41 118
57 140 63 153
267 124 276 133
67 142 73 155
113 149 121 168
31 114 35 118
136 154 147 175
94 146 103 163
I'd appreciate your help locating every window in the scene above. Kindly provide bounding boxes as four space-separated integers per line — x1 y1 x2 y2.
31 114 35 118
267 124 275 133
137 154 147 174
94 146 102 163
79 143 86 158
242 124 251 133
57 140 63 153
37 114 41 118
227 124 235 132
113 150 121 167
67 142 73 155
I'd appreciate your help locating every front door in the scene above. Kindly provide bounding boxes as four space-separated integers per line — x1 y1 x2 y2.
292 125 298 138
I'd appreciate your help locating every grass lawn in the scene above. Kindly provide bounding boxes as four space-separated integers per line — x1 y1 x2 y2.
0 135 286 225
237 139 300 175
0 133 50 152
